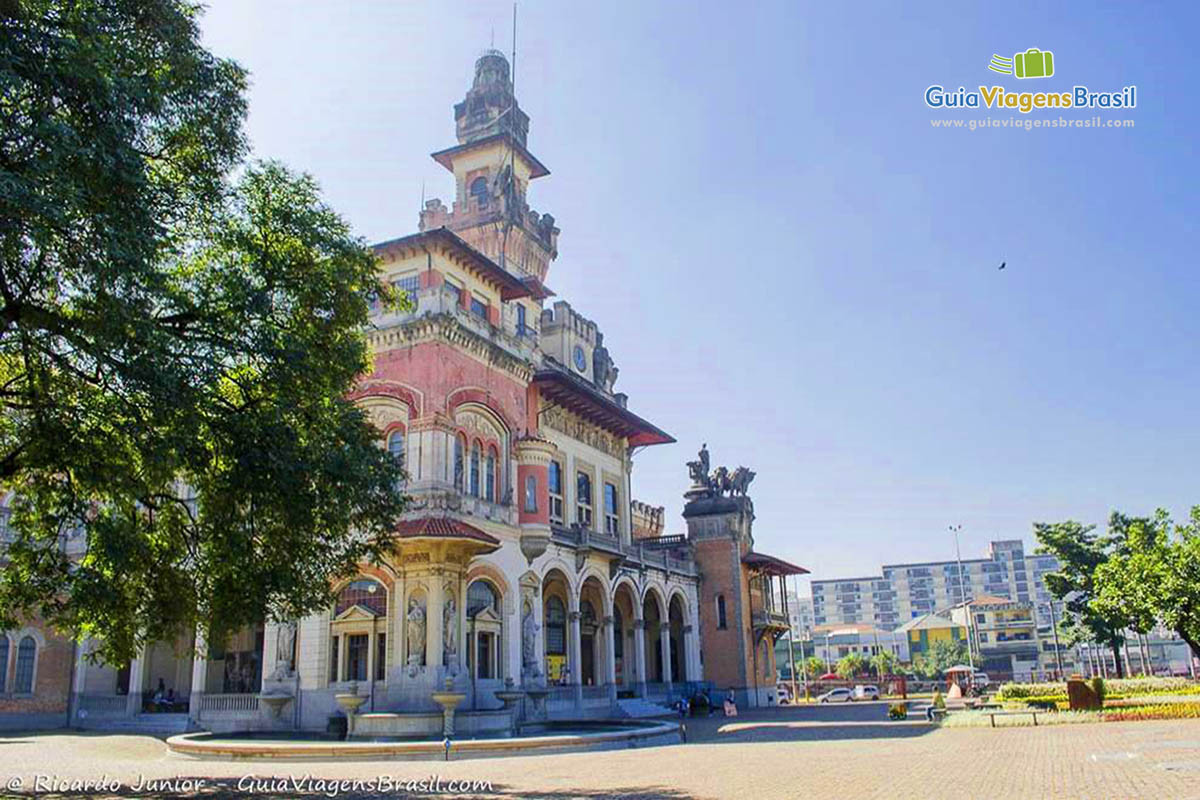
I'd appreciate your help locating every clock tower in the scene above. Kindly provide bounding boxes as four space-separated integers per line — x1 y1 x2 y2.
419 50 559 283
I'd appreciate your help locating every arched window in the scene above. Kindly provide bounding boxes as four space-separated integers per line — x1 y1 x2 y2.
485 447 497 501
330 579 388 685
467 580 499 617
469 176 489 209
387 429 405 471
0 636 7 692
716 595 727 629
470 442 481 497
545 596 566 655
523 474 538 513
335 579 387 617
15 635 35 693
453 434 465 491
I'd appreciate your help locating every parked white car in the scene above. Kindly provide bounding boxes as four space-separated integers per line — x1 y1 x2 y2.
972 672 992 688
852 684 881 701
817 687 853 703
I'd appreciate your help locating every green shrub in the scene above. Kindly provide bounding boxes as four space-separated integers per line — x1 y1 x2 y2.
998 677 1198 701
888 703 908 720
1090 677 1106 704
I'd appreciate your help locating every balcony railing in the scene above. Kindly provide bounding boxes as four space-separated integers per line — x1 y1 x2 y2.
199 693 260 714
78 694 128 715
751 609 790 630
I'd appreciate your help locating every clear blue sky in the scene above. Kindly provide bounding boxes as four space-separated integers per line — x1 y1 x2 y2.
200 1 1199 591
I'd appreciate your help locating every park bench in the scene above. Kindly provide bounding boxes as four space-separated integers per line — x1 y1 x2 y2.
987 709 1040 727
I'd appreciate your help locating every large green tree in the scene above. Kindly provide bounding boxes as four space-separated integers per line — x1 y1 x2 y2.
1093 507 1200 662
0 1 405 664
910 638 970 679
1034 518 1130 677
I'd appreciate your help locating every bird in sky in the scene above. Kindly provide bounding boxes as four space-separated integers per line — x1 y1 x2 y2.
998 261 1006 270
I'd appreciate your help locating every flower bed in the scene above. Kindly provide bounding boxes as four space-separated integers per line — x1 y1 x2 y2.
1102 702 1200 722
997 677 1199 701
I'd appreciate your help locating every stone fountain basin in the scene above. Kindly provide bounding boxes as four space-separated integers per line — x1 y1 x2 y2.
351 708 510 739
166 719 682 761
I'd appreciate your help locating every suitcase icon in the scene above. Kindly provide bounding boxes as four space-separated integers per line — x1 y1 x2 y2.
1014 48 1054 79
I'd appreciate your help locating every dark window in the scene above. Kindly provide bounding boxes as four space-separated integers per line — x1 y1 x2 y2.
613 607 624 660
516 304 527 336
546 596 566 655
376 634 387 681
717 595 727 629
523 474 538 513
470 442 481 497
548 462 564 523
346 634 368 682
329 636 339 682
468 580 499 617
0 636 6 692
470 296 487 318
604 482 619 534
445 279 463 306
485 448 497 501
576 471 593 527
470 176 489 209
387 430 404 471
392 274 419 306
454 435 465 491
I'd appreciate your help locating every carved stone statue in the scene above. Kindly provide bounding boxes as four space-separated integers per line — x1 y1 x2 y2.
592 333 615 392
710 465 730 495
443 597 458 665
522 604 540 677
271 619 297 679
406 597 426 666
686 443 712 487
729 466 756 496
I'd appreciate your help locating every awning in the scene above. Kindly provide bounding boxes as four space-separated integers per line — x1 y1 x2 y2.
533 368 674 447
742 551 809 576
394 516 501 550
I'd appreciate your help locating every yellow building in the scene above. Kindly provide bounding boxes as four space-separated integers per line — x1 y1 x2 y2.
897 613 967 661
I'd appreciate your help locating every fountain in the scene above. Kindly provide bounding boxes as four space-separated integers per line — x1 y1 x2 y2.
258 691 292 719
430 677 467 737
523 684 550 720
334 681 367 737
493 678 525 712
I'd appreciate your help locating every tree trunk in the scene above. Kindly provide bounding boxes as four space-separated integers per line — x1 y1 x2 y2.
1110 642 1125 678
1177 628 1200 665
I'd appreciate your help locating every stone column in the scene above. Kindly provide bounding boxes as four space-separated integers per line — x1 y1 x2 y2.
660 624 673 690
70 638 91 725
189 628 208 721
126 643 149 716
568 610 583 708
427 572 445 677
633 619 648 698
336 634 347 683
603 616 618 704
682 624 695 684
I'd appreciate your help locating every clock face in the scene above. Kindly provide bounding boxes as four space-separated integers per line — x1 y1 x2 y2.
573 345 587 372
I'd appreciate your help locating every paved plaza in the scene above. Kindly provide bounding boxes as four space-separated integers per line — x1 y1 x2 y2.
2 704 1200 799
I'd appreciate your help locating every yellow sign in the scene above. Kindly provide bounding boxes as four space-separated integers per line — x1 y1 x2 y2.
545 655 566 683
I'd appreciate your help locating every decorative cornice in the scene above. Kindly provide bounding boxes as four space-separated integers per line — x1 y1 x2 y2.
367 314 535 384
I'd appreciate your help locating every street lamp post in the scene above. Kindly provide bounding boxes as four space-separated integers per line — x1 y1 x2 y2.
949 525 975 672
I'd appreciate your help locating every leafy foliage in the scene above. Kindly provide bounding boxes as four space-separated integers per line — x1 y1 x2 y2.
1034 518 1130 676
1092 506 1200 663
0 1 406 664
870 650 898 676
911 639 970 679
835 653 867 679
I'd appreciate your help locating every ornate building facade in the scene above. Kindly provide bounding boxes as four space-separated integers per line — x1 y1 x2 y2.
15 51 802 733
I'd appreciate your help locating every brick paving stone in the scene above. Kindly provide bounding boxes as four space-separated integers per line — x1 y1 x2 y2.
0 708 1198 799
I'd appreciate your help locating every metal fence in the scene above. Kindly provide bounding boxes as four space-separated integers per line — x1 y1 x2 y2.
199 693 260 713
